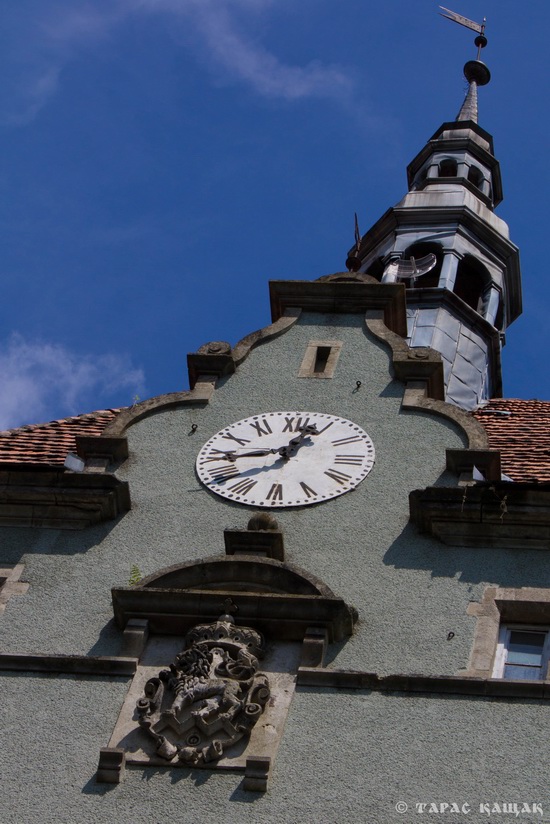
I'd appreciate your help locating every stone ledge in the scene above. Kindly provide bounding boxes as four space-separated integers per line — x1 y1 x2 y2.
75 435 129 463
0 653 137 676
446 448 501 481
224 528 285 561
409 481 550 549
297 667 550 699
269 279 407 337
0 469 131 529
112 588 354 642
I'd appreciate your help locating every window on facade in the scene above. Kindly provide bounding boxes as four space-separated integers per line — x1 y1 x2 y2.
454 255 490 313
402 241 443 289
298 340 343 379
467 165 484 189
313 346 332 374
438 158 457 177
493 626 550 680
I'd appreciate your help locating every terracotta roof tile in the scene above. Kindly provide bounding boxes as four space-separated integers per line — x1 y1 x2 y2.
473 399 550 483
0 409 123 467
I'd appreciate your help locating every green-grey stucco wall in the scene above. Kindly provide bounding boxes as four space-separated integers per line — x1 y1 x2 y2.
0 311 548 823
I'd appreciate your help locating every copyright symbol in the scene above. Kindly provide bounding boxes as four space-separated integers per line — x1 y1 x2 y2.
396 801 408 813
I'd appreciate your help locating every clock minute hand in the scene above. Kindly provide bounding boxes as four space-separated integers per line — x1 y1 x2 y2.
222 424 320 462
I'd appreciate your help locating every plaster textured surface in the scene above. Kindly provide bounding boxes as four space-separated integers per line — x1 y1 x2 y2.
0 675 547 824
1 312 549 819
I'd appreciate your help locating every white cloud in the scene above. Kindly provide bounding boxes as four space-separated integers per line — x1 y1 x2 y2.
0 333 145 430
2 0 353 123
181 2 352 101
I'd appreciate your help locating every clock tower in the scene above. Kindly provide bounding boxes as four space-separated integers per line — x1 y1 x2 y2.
351 57 521 409
0 11 548 824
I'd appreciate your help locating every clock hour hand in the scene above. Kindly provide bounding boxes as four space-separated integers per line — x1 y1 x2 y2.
277 423 319 460
221 448 274 462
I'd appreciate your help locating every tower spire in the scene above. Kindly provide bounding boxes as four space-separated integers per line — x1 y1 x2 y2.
456 59 491 123
438 7 490 123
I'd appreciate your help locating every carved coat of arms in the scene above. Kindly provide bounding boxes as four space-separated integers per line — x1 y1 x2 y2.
136 606 270 766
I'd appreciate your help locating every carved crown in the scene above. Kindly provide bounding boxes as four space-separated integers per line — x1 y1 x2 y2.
185 615 265 660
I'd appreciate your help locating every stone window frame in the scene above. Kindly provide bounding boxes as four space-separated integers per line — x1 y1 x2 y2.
464 586 550 680
0 564 29 615
297 340 342 379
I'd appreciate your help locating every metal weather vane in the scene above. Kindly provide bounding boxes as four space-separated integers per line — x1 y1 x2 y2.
439 6 488 59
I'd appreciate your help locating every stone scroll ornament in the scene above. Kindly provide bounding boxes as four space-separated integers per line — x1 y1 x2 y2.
136 604 270 766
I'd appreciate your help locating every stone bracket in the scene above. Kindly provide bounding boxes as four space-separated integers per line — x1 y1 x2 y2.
446 448 502 481
119 618 149 659
224 528 285 561
243 756 271 792
187 344 236 389
75 436 129 465
97 748 126 784
300 627 328 668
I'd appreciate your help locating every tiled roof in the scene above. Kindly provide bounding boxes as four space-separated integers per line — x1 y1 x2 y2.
0 410 122 467
472 398 550 483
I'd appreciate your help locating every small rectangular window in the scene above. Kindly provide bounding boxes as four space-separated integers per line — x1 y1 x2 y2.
493 626 550 680
298 340 342 379
313 346 332 374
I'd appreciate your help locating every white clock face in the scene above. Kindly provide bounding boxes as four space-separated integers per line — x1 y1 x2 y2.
196 412 375 508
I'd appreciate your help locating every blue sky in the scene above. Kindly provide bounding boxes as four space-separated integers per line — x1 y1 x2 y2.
1 0 548 429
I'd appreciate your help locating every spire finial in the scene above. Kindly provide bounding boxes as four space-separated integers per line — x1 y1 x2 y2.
345 212 362 272
439 7 490 123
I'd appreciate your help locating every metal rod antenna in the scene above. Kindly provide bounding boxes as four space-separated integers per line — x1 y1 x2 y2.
476 18 487 60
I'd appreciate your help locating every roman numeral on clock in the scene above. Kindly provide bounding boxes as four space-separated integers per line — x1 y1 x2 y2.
228 478 258 496
208 465 240 482
324 468 352 485
283 416 310 433
266 483 283 501
334 454 364 465
202 448 235 463
249 418 272 437
221 431 251 447
331 434 364 446
299 481 317 498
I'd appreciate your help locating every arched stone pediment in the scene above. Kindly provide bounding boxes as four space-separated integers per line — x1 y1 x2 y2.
138 555 335 596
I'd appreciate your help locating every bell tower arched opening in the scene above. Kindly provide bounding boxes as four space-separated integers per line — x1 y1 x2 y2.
454 255 490 313
403 241 444 288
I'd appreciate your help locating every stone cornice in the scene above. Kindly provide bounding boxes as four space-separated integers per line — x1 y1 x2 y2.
410 481 550 549
0 468 131 529
269 279 408 337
